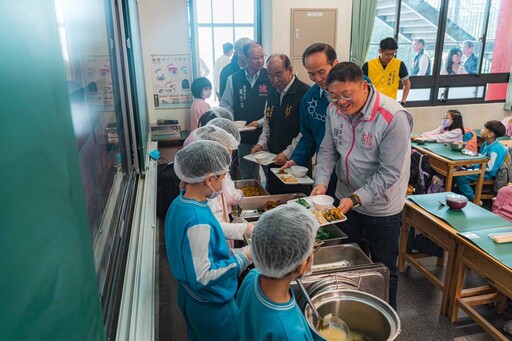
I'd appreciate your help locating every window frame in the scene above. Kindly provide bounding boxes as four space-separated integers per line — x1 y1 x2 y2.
378 0 510 107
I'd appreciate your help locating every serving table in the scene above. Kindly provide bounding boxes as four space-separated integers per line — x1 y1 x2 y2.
412 142 488 204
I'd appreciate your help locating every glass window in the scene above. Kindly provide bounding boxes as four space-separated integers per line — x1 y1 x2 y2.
196 0 212 23
396 0 441 77
482 0 512 74
234 0 254 23
438 86 484 100
212 0 233 23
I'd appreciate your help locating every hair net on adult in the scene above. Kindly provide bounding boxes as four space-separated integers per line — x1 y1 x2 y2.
194 125 239 150
207 118 241 143
173 140 231 184
211 107 234 121
251 203 319 279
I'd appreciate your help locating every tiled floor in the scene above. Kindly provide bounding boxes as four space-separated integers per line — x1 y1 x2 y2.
157 219 511 340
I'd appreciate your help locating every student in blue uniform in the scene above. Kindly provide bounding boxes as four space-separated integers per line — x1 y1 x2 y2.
237 203 319 341
165 140 251 341
454 120 507 201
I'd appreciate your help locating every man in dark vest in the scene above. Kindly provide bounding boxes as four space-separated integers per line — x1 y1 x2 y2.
221 41 271 180
251 54 311 194
219 37 251 98
411 37 431 76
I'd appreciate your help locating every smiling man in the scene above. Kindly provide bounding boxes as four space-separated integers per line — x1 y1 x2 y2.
362 37 410 105
251 54 310 194
312 62 413 310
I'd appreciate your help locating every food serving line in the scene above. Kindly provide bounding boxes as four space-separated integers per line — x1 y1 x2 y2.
232 176 400 340
399 192 512 341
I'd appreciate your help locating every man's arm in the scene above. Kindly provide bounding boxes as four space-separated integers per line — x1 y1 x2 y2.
220 76 235 116
314 109 339 188
399 61 410 104
289 96 317 166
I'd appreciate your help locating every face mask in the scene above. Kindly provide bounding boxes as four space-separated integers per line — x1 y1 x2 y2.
441 119 452 128
202 89 212 99
207 185 221 199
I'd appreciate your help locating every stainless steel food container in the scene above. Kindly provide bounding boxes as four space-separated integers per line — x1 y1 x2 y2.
232 193 305 221
234 179 269 197
312 243 371 272
304 289 400 340
316 225 348 247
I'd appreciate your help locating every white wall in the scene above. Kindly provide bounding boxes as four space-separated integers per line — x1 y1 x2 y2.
262 0 353 61
138 0 191 128
409 103 510 133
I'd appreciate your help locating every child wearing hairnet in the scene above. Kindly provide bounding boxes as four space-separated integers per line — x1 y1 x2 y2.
193 123 255 246
236 203 320 340
165 140 251 341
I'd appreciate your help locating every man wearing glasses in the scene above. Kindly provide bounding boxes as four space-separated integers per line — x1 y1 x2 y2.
312 62 413 310
362 37 410 106
221 41 271 179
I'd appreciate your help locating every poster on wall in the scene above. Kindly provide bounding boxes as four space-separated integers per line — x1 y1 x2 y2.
81 55 114 112
151 54 193 109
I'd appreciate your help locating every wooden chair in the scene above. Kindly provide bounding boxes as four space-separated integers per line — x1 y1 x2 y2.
470 179 496 200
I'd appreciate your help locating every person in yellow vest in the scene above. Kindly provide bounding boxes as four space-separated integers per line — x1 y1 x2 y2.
362 37 411 105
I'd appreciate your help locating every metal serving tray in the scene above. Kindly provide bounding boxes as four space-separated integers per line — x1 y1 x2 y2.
316 224 348 247
234 179 269 197
232 193 306 221
311 243 372 273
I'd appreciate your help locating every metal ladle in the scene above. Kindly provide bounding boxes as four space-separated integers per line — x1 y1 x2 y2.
295 278 326 330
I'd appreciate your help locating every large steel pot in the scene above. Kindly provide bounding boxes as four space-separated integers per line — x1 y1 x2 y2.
304 289 400 341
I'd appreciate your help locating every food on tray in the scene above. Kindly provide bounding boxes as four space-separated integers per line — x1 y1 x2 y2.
240 186 264 197
328 208 344 220
296 198 311 209
312 210 327 225
323 210 336 222
278 168 287 174
280 175 298 183
316 226 331 240
259 200 281 213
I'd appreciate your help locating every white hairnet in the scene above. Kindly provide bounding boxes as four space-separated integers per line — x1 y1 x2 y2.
194 125 239 150
207 118 241 143
211 107 234 121
173 140 231 183
251 203 319 279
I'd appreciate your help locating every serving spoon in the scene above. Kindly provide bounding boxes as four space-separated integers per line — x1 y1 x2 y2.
295 278 326 330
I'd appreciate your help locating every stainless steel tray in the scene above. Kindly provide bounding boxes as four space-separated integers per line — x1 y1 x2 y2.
234 179 269 197
316 224 348 246
232 193 306 221
312 243 372 273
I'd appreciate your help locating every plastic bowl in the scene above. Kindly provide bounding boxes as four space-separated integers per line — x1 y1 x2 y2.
235 120 247 128
290 166 308 178
312 195 335 210
254 153 268 164
445 193 468 210
449 141 466 151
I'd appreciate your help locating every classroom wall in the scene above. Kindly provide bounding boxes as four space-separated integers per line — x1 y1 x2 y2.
137 0 510 133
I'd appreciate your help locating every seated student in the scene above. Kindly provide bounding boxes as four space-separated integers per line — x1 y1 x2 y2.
502 116 512 137
413 109 464 143
237 203 319 341
198 106 234 128
454 120 507 201
165 140 251 341
189 77 212 131
193 124 255 246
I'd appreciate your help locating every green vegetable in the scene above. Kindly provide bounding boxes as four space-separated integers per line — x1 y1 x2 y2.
296 198 311 209
316 227 331 240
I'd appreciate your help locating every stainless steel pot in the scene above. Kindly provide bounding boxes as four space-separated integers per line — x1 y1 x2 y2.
304 289 400 341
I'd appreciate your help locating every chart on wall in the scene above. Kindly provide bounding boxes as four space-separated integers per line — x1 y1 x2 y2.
151 54 192 109
81 55 114 112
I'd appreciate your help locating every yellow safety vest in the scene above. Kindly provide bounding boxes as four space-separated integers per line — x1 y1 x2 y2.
368 57 401 99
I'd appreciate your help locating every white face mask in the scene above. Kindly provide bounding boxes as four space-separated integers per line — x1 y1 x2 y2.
202 89 212 99
207 175 223 199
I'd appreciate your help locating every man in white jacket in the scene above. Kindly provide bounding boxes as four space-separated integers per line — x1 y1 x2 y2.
312 62 413 310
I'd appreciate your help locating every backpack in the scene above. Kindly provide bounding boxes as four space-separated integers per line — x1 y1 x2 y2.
156 162 181 219
428 174 445 193
492 146 512 192
492 184 512 222
409 149 434 194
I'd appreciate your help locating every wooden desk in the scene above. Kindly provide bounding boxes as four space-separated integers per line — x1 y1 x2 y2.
500 139 512 148
399 199 460 315
449 234 511 341
413 145 488 204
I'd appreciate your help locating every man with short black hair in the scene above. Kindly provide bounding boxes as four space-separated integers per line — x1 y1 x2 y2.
313 62 413 310
362 37 410 105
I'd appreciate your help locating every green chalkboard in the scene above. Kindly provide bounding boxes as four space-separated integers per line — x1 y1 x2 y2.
0 1 105 340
